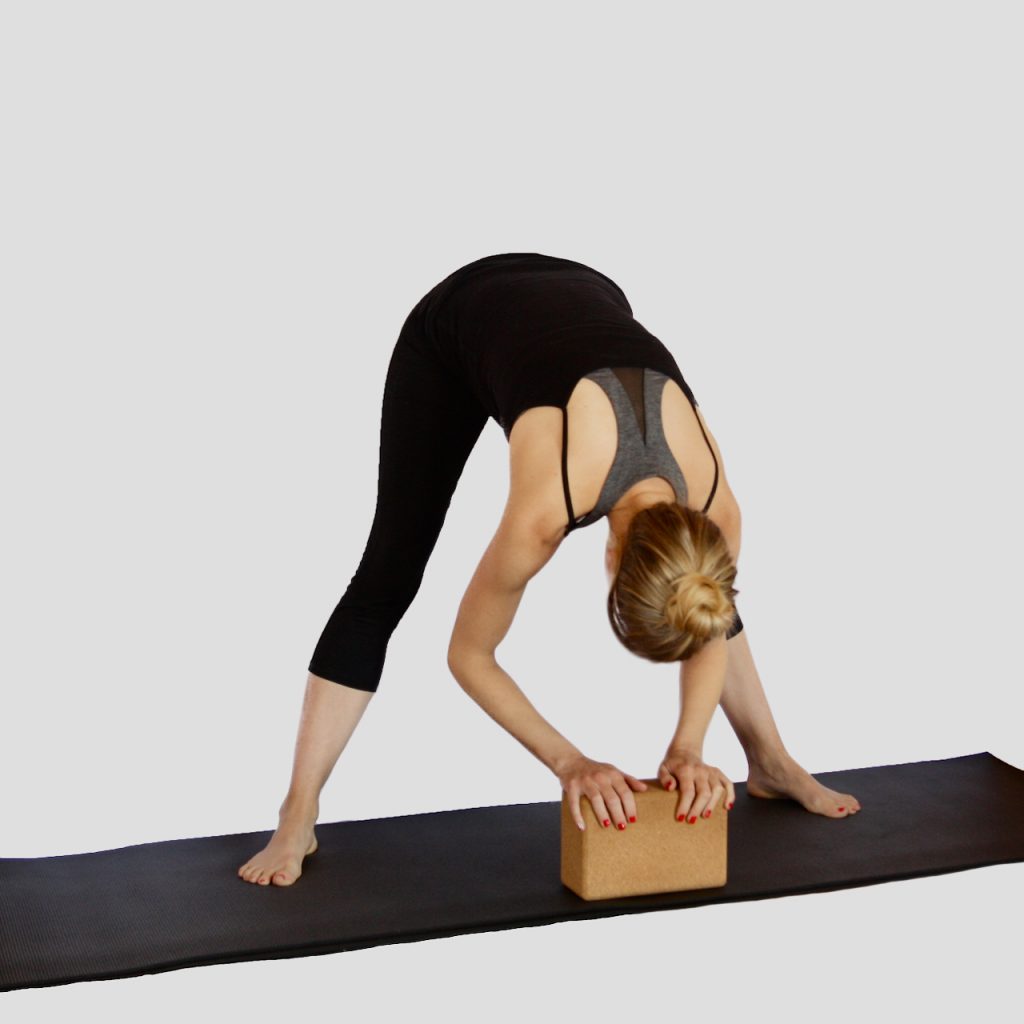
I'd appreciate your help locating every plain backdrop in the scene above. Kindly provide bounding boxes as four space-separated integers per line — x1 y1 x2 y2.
1 1 1020 1020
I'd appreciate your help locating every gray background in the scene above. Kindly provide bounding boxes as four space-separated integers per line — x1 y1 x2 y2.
2 0 1020 1019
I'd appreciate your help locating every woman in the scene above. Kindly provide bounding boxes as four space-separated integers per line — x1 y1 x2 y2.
238 252 861 887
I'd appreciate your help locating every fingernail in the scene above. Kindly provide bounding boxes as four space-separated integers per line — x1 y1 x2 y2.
677 814 684 822
702 809 711 818
603 818 610 827
617 822 626 830
727 802 734 810
837 806 845 812
629 815 636 823
688 815 697 824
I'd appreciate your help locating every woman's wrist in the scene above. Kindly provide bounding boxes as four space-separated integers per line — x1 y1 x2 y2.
666 715 710 760
665 740 704 761
548 741 585 778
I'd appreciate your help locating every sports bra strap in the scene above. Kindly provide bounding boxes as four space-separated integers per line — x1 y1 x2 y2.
560 383 720 536
561 405 576 535
688 399 720 514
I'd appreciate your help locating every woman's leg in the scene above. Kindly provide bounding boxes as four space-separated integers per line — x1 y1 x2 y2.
238 304 489 886
306 318 489 692
720 628 862 817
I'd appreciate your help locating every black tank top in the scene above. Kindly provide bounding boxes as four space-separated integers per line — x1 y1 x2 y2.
420 252 719 536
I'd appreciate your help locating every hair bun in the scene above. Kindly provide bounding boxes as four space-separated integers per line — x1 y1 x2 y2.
666 572 730 632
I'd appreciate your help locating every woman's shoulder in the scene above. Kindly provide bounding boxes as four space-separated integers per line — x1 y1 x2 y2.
506 407 574 547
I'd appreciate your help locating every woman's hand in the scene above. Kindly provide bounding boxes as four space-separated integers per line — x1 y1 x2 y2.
558 753 649 831
658 747 735 823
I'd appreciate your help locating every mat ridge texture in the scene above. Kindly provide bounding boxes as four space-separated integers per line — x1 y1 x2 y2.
2 751 1022 991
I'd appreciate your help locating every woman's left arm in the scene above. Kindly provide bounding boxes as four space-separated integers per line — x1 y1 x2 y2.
659 636 736 819
657 405 741 816
664 634 728 760
669 483 741 760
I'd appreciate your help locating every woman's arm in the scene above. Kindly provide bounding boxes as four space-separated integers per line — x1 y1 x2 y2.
721 501 742 566
665 490 742 756
448 652 584 777
664 634 729 758
446 509 583 776
690 401 742 562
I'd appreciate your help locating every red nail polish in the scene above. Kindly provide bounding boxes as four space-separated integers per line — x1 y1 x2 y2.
688 815 696 824
603 818 610 827
677 814 684 821
617 822 625 830
837 806 845 812
703 810 711 818
629 815 636 823
727 802 734 810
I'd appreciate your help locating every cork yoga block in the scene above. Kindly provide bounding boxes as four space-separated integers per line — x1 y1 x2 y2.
561 778 728 900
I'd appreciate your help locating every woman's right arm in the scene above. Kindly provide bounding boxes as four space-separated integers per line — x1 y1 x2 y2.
446 492 650 831
445 508 582 777
445 515 649 831
447 423 651 830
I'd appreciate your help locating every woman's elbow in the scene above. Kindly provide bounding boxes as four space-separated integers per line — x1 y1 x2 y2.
446 642 493 679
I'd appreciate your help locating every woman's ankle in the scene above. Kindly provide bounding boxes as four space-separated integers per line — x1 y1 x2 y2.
279 792 320 823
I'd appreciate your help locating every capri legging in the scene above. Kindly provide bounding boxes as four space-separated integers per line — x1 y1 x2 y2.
307 297 489 692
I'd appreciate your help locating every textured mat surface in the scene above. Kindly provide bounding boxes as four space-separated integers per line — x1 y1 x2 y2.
2 751 1022 991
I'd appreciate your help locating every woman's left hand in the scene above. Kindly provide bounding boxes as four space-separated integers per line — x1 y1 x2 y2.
658 748 736 823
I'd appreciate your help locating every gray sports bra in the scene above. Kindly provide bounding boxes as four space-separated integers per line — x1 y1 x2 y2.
560 366 719 537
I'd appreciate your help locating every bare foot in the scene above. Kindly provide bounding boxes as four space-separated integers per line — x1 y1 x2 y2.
238 807 319 887
747 753 862 818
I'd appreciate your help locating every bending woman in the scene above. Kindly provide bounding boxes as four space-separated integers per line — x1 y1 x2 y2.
238 252 861 887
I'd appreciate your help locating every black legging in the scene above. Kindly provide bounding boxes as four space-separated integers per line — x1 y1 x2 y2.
307 297 489 692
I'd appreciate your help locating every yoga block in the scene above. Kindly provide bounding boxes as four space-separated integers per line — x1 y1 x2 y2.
560 778 728 900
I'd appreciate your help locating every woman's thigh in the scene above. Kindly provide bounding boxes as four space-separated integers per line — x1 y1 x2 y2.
362 308 489 594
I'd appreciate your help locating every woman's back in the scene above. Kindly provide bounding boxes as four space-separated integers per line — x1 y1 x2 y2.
419 252 698 441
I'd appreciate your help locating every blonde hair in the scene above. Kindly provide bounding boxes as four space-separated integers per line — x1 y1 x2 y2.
607 501 739 662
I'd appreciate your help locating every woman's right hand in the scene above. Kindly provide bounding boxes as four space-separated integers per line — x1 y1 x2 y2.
557 753 649 831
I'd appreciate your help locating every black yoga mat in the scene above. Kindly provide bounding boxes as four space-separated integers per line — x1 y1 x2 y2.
2 751 1022 991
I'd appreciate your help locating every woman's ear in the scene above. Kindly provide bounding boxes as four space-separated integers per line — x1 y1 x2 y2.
604 534 619 585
